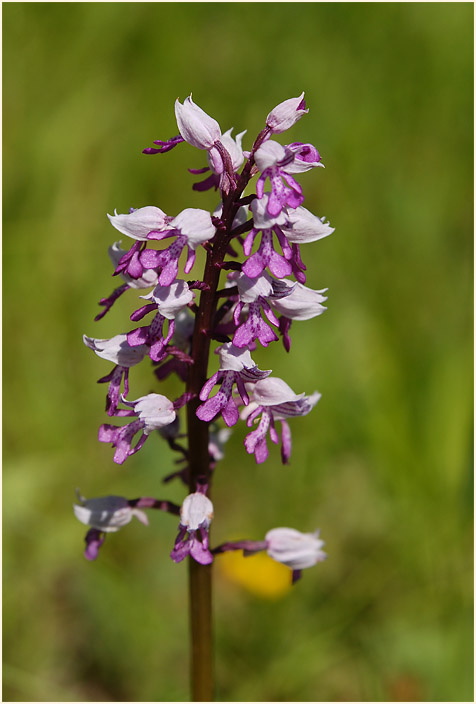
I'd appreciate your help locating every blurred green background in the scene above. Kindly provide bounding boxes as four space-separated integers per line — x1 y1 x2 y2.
3 3 473 702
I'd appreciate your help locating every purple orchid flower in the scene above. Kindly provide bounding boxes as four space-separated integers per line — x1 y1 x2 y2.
108 206 173 241
254 140 304 217
95 241 160 321
138 207 216 286
126 279 194 363
269 280 328 321
242 194 294 279
241 377 321 464
267 281 328 351
285 142 322 172
74 491 148 561
99 393 176 464
74 491 180 560
265 527 326 571
213 525 326 584
171 490 214 565
196 343 271 427
230 271 294 349
83 333 148 415
174 96 240 193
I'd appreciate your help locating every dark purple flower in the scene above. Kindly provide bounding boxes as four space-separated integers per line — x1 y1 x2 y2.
171 491 214 565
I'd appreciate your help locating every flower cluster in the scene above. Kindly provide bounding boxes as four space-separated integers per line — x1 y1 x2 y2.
76 93 332 581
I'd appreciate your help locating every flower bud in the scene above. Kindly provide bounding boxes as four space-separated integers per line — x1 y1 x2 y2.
175 95 221 150
266 93 309 134
265 527 326 569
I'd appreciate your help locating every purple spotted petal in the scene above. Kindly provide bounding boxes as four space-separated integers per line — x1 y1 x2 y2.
190 535 213 565
199 371 221 401
127 326 149 347
196 394 225 423
140 248 163 268
221 396 239 427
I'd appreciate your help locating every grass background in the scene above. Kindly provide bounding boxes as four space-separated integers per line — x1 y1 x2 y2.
3 2 473 701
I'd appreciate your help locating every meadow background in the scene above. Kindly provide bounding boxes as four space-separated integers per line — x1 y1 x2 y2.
3 3 473 702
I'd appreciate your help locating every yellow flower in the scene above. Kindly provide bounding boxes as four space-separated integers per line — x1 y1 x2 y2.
218 550 292 599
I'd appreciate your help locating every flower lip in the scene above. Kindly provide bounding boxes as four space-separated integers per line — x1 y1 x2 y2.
109 242 159 288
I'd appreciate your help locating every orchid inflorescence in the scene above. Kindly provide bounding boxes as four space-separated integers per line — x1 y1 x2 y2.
75 93 332 583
